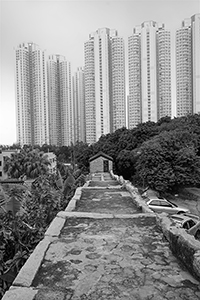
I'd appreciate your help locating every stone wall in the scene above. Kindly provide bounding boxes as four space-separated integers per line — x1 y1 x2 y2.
110 170 200 280
156 214 200 280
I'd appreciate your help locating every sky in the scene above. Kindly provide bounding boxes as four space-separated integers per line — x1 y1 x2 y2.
0 0 199 146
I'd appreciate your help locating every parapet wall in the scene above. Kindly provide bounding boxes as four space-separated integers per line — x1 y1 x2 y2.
156 214 200 280
110 170 200 280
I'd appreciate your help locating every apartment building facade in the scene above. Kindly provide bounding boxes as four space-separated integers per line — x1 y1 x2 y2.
72 67 86 143
84 28 126 144
128 21 171 128
15 43 49 146
176 14 200 117
47 54 73 146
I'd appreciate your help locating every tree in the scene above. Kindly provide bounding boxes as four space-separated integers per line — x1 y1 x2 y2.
57 161 68 178
27 174 64 227
115 150 134 179
56 146 71 163
3 148 50 179
135 130 200 192
73 142 93 173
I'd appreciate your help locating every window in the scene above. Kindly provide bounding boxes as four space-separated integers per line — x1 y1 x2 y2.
183 220 195 230
160 201 172 207
150 200 160 206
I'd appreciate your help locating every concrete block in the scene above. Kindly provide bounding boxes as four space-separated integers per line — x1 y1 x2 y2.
2 287 38 300
65 199 77 211
57 211 114 219
74 187 82 196
13 236 53 287
45 216 66 236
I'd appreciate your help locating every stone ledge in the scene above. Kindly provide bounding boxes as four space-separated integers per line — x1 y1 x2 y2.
13 236 55 287
2 286 38 300
157 213 200 279
57 211 114 219
82 185 123 189
64 186 83 212
45 216 66 237
73 187 82 196
65 199 77 211
57 210 154 220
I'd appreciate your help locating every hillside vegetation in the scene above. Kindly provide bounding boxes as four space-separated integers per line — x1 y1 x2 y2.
76 114 200 193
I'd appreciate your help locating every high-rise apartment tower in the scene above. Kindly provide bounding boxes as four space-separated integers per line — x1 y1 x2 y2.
128 21 171 128
84 28 126 144
15 42 49 146
47 54 73 146
176 14 200 117
72 67 86 143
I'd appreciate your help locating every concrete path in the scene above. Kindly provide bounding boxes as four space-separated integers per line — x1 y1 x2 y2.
3 173 200 300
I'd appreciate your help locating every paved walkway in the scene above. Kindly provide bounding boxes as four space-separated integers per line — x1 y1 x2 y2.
3 173 200 300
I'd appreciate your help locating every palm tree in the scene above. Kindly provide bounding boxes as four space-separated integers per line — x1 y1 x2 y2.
3 149 50 179
3 153 23 179
23 149 50 179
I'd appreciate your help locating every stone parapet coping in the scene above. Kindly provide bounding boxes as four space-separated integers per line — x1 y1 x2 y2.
156 213 200 279
57 211 155 220
110 170 153 214
2 287 38 300
81 185 123 189
12 236 56 288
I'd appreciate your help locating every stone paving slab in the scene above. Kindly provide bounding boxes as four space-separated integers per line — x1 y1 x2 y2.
32 217 200 300
75 188 140 215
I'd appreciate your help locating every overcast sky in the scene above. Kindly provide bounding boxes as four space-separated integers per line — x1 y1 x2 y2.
0 0 199 145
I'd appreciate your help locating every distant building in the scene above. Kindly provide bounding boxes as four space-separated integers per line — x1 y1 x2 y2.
47 54 73 146
176 14 200 117
128 21 171 128
44 152 57 174
72 67 86 143
89 152 113 173
0 149 18 180
84 28 126 144
15 42 49 146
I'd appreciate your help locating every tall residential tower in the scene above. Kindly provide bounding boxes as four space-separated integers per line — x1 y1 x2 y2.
72 67 86 143
84 28 126 144
15 42 49 146
128 21 171 128
47 54 73 146
176 14 200 117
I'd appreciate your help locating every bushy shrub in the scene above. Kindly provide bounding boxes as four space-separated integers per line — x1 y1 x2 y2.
0 170 85 298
